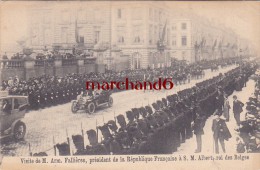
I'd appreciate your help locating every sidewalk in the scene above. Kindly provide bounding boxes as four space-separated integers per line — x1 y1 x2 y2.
176 79 256 154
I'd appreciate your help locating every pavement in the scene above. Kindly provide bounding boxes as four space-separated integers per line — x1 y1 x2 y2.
0 65 239 158
177 78 256 154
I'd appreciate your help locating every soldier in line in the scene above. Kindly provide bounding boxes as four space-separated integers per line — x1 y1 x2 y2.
233 95 244 126
192 106 206 153
63 61 257 155
1 57 239 110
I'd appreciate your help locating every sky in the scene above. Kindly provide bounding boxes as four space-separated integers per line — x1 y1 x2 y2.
0 1 259 55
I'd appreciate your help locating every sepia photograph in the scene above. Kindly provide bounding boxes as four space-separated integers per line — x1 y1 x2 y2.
0 1 259 170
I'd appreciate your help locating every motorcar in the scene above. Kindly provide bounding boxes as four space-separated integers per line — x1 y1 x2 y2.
0 91 29 141
71 90 113 114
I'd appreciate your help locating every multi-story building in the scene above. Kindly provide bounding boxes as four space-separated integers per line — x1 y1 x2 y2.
28 2 240 71
169 19 193 63
29 2 111 65
110 2 171 70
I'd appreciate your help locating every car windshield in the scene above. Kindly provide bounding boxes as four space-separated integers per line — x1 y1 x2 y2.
16 97 27 106
0 98 12 115
0 99 3 112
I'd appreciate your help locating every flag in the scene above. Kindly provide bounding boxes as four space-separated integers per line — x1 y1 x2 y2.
75 19 79 44
161 20 167 42
194 41 199 49
203 39 206 47
200 37 206 49
212 39 217 50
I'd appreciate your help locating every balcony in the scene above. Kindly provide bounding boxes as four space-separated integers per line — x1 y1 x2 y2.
0 59 24 69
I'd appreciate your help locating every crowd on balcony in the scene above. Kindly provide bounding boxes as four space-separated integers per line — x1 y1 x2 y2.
0 50 96 68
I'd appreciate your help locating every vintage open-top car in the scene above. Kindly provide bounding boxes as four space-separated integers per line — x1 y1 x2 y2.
0 91 29 141
71 90 113 114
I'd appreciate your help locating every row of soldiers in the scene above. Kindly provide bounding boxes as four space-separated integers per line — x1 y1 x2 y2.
4 58 237 110
49 61 258 155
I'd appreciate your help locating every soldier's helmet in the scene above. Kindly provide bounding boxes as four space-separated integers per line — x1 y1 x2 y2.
98 124 112 140
126 111 134 122
162 98 168 107
86 129 98 146
116 114 127 129
72 135 84 151
139 107 148 118
152 102 159 111
107 120 118 132
137 119 149 135
131 108 140 120
157 100 164 109
167 95 173 103
33 152 48 157
56 142 70 156
145 105 153 115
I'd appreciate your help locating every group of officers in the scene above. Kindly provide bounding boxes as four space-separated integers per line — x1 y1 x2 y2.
50 60 258 156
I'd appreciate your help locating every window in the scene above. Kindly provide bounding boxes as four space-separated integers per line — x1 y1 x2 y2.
154 25 158 43
44 29 51 45
78 10 86 22
182 23 187 30
149 24 153 45
182 36 187 46
149 8 153 20
86 9 94 21
78 27 85 43
182 51 186 60
172 24 177 31
132 8 142 20
94 31 100 44
133 25 142 43
172 36 176 46
61 27 68 43
43 16 51 24
32 27 39 45
61 11 70 23
117 9 122 19
94 26 101 44
94 9 102 21
117 26 125 44
159 11 162 21
97 53 104 64
154 10 158 21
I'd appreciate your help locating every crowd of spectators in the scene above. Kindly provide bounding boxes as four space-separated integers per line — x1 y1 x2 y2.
236 70 260 153
1 57 237 110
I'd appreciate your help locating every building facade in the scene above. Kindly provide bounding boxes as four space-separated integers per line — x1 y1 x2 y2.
110 2 171 70
169 19 193 63
28 2 240 71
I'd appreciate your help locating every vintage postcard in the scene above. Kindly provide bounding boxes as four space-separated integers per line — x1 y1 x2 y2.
0 1 259 170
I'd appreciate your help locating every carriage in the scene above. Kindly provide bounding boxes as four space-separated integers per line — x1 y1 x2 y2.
0 91 29 141
71 90 113 114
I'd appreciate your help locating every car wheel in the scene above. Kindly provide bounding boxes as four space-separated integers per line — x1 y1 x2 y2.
13 121 26 141
87 102 95 114
108 97 113 107
71 101 79 113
